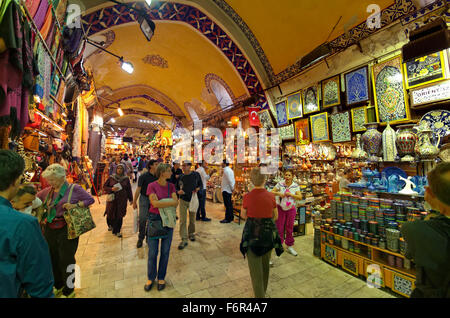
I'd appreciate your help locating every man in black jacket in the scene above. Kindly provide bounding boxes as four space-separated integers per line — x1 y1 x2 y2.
401 162 450 298
132 160 158 248
177 161 202 250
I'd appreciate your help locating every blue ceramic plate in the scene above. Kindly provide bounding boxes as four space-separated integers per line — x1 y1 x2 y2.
382 167 407 187
419 110 450 145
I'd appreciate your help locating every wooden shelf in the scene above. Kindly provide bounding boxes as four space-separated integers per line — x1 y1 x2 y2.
321 229 408 259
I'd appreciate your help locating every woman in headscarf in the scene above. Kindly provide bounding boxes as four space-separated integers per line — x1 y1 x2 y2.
103 164 133 237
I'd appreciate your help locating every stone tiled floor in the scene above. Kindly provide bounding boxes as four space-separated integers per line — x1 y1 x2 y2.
74 194 397 298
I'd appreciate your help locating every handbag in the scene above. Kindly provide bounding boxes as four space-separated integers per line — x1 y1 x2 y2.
106 193 115 202
22 129 40 152
63 185 96 240
147 184 172 240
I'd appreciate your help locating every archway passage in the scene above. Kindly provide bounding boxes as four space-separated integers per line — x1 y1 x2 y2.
82 1 268 110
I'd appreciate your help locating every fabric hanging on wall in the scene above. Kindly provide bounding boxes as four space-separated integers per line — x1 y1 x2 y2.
0 1 33 137
72 98 81 158
40 6 53 41
43 50 51 104
88 130 101 173
82 106 89 156
33 0 48 30
25 0 41 18
54 0 68 25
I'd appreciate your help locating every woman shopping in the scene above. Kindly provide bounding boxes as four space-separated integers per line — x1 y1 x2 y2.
37 164 95 298
145 163 178 292
271 170 302 256
240 168 283 298
103 164 133 238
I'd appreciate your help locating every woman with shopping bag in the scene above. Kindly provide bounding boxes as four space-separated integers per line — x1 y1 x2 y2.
144 163 178 292
37 164 95 298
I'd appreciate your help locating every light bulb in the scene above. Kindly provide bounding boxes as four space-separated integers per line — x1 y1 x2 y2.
118 108 124 116
145 0 152 6
121 61 134 74
110 118 116 123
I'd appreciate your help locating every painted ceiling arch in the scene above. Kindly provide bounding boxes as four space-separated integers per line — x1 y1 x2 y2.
84 21 251 129
81 1 268 109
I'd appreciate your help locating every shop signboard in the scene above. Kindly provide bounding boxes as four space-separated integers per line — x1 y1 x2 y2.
410 80 450 107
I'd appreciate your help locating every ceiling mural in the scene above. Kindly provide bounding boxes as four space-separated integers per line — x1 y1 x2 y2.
142 54 169 68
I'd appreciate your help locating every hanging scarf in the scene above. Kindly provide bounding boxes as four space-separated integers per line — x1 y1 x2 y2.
47 182 68 223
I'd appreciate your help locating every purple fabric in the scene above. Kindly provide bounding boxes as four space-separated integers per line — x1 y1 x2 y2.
37 183 96 218
0 50 22 117
33 0 48 30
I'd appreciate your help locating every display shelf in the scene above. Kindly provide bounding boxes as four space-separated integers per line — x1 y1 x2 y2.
35 110 64 131
372 251 416 277
321 229 411 261
350 188 424 200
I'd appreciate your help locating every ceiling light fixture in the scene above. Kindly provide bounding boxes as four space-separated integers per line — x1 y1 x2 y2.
120 58 134 74
108 0 156 42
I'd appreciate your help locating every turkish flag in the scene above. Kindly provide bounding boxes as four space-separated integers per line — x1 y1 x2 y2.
249 107 261 127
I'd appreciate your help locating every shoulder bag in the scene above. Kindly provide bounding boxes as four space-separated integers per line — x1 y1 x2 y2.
147 184 172 240
63 184 96 239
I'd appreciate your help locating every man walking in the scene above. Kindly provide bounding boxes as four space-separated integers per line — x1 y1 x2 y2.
196 161 211 222
177 161 203 250
0 150 54 298
221 160 235 223
133 160 158 248
401 162 450 298
170 161 182 191
138 155 148 175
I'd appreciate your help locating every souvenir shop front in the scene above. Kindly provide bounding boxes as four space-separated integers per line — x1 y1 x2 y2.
264 13 450 296
0 0 104 195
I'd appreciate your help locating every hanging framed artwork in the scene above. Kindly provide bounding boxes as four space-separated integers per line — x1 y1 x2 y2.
330 111 352 143
403 51 447 89
258 109 275 129
344 66 370 106
280 124 295 141
275 101 288 126
287 91 303 120
351 106 368 132
372 55 410 124
310 112 330 143
322 75 341 108
302 84 320 115
294 118 310 145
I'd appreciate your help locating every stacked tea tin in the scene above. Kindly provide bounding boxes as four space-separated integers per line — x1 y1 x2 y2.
344 202 352 222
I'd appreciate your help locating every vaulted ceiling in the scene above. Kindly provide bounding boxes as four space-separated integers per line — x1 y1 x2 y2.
78 0 416 132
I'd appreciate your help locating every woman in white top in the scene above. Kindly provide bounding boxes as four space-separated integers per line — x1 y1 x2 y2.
271 170 302 256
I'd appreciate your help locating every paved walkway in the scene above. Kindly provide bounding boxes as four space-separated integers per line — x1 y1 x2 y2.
74 194 396 298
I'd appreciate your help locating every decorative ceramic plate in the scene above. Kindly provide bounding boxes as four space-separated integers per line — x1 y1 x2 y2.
419 110 450 145
382 167 407 187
